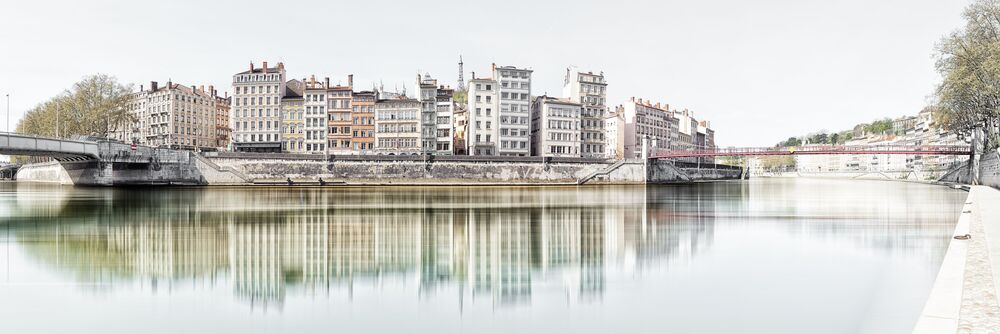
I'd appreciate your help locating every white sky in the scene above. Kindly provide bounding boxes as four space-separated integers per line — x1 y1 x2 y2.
0 0 971 147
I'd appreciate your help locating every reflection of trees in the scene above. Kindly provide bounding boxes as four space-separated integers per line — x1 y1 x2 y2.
7 182 959 310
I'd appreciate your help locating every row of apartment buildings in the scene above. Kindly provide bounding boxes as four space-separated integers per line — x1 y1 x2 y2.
115 60 716 159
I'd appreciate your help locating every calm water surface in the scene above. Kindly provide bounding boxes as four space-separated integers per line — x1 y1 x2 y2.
0 179 966 333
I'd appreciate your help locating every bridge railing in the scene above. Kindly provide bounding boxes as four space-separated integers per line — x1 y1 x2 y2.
0 133 100 158
652 145 974 158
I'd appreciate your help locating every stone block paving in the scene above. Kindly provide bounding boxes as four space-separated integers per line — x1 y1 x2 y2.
958 187 1000 333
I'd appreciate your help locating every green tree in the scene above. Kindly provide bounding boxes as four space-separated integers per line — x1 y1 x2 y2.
935 0 1000 147
863 118 893 135
776 137 802 147
452 89 467 105
15 74 134 139
760 155 796 171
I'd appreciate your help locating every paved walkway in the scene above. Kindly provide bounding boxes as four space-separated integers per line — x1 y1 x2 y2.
915 186 1000 333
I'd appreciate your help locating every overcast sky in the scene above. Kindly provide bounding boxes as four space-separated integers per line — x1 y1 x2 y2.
0 0 971 146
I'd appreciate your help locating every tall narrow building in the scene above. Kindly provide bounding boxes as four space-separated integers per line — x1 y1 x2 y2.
466 76 498 156
281 79 305 153
418 74 439 154
493 64 532 156
212 87 232 150
564 68 608 158
231 61 286 152
435 86 455 154
327 75 353 155
351 90 377 154
303 76 328 154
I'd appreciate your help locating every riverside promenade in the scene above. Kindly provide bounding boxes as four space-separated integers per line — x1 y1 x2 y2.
914 185 1000 333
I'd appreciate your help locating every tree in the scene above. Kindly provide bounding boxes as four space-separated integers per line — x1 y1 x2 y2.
776 137 802 147
760 155 796 171
15 74 134 139
863 118 893 135
935 0 1000 148
452 89 467 105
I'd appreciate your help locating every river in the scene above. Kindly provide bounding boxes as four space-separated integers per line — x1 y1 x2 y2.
0 179 967 333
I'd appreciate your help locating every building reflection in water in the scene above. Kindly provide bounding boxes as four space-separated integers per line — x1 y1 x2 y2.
1 180 956 311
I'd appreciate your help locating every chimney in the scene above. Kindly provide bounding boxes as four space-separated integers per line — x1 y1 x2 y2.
140 84 144 92
655 102 661 108
150 81 158 91
325 77 330 88
348 74 353 87
249 61 254 72
277 62 284 71
224 92 228 98
208 85 214 96
199 85 205 93
491 63 496 73
471 71 475 79
263 61 268 74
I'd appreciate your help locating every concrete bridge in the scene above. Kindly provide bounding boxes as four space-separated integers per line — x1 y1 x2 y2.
1 133 214 185
0 133 99 160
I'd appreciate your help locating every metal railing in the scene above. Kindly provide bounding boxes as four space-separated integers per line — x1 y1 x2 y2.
652 145 973 158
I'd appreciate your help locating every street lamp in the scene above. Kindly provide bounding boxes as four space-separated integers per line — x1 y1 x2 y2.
5 93 9 133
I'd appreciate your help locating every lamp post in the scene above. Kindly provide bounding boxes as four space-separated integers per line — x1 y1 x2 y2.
5 93 9 133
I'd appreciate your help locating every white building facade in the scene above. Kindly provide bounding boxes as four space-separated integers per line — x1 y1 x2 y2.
493 65 532 156
303 77 328 154
531 96 582 157
231 61 286 152
466 77 499 156
374 98 422 155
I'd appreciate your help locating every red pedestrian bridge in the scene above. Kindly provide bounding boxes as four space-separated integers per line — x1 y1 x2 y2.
651 145 973 159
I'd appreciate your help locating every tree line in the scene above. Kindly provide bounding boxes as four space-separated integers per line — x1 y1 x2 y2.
15 74 134 139
934 0 1000 151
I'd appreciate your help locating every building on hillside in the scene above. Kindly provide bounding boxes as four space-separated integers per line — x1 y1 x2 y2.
303 76 328 154
232 61 286 152
892 116 918 135
351 90 377 154
327 76 353 155
531 96 582 158
466 77 499 156
605 110 625 160
493 64 532 156
619 98 673 159
374 97 421 155
280 79 305 153
119 80 221 150
563 67 608 158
